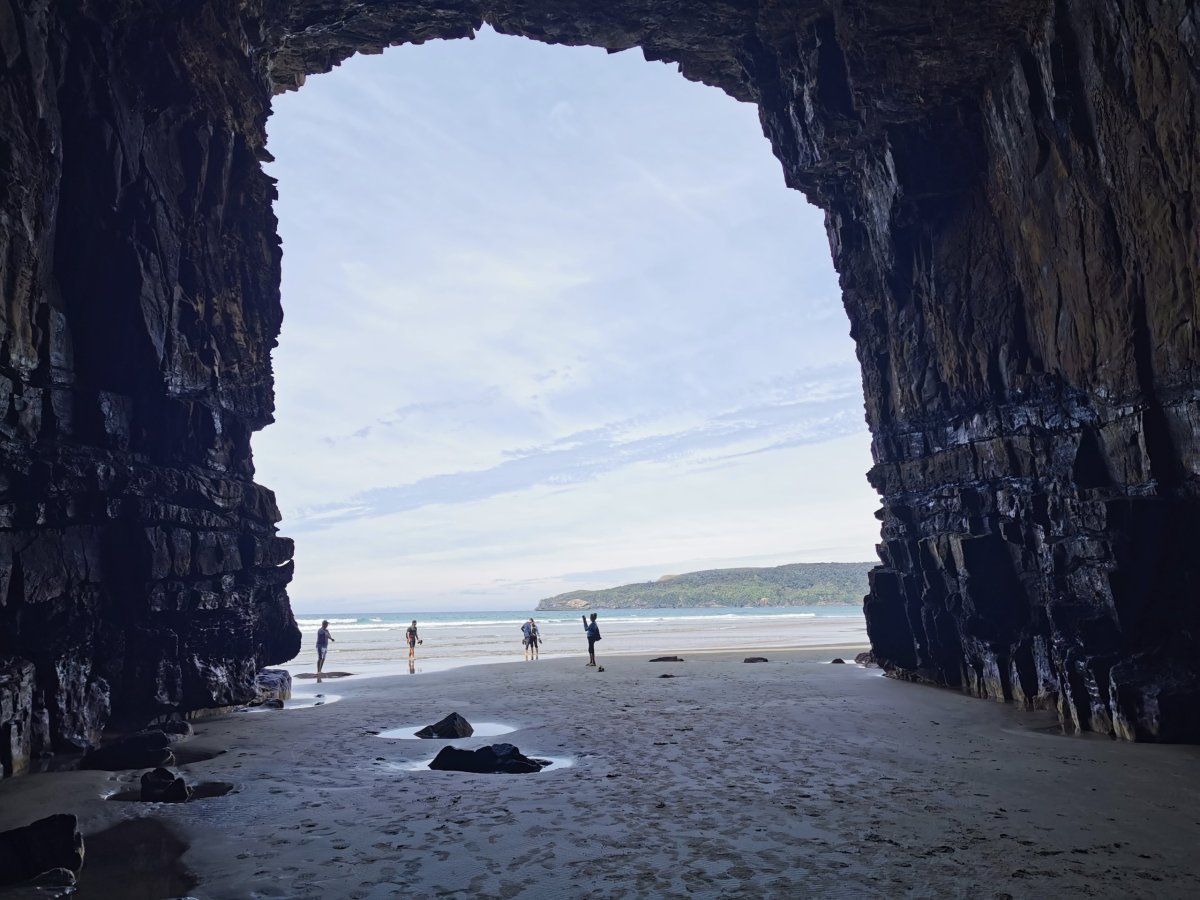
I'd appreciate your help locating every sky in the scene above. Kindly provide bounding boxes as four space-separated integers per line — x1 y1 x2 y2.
256 26 882 613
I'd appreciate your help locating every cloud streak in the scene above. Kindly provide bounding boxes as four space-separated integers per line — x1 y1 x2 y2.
289 362 865 529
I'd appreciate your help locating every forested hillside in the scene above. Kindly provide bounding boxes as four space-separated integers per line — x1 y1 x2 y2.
535 562 873 610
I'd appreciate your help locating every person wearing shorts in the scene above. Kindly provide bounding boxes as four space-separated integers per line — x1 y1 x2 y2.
406 620 421 659
316 620 334 673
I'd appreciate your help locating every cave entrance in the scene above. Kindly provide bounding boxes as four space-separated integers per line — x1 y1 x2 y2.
253 27 880 615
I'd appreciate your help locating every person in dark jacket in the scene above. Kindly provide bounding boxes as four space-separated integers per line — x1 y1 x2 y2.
524 619 541 660
582 613 601 667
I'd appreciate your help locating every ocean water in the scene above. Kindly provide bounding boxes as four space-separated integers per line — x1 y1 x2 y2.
283 607 868 676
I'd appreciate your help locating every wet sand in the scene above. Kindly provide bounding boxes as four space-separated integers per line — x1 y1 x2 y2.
2 646 1199 898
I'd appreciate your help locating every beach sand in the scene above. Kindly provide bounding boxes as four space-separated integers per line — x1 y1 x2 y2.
2 646 1199 898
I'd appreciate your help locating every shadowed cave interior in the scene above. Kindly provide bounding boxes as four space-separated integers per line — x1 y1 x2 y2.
0 0 1198 783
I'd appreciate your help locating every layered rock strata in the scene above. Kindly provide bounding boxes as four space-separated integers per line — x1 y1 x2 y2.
0 0 1195 760
0 0 301 773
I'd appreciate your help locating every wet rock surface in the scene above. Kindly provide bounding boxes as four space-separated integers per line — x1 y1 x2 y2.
140 767 192 803
0 1 1195 745
429 744 549 774
415 712 474 739
255 669 293 703
0 815 84 886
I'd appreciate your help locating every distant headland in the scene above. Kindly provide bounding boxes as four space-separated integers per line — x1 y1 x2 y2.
534 562 874 610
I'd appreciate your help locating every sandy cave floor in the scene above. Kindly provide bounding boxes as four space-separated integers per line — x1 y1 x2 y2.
2 647 1199 899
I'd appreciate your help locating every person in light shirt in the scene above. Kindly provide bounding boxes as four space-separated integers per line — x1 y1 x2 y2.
315 620 334 673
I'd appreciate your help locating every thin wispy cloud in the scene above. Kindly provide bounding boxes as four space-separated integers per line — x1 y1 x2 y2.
289 373 864 529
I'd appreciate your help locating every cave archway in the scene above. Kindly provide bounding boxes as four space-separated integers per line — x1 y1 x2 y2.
1 1 1197 773
258 26 879 615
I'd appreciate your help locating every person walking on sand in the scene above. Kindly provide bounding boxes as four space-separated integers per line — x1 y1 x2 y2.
316 620 335 674
521 618 533 660
406 620 422 660
582 613 601 668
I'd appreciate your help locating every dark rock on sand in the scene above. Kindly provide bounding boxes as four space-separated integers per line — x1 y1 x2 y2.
81 732 174 771
262 699 285 710
256 669 293 702
744 657 769 664
0 815 84 885
650 656 684 663
831 658 846 664
855 652 877 668
658 674 676 679
415 713 474 739
140 767 192 803
429 743 548 774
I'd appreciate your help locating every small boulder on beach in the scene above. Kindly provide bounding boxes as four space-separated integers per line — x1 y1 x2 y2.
0 815 84 886
743 657 769 663
854 651 877 667
256 668 293 702
415 712 474 739
429 743 548 774
831 658 846 664
140 767 192 803
650 656 684 663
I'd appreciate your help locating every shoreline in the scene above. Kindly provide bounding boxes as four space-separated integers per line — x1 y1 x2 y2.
288 641 871 683
284 609 870 681
3 648 1198 898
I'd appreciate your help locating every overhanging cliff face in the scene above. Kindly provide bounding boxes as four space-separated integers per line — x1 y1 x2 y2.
0 1 301 774
0 0 1196 772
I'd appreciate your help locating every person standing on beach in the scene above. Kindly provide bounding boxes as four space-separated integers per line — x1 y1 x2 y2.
406 620 421 660
316 620 334 674
582 613 601 667
525 619 541 660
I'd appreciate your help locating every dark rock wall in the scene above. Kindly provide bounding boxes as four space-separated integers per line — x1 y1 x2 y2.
0 0 1195 769
0 0 299 774
836 0 1200 742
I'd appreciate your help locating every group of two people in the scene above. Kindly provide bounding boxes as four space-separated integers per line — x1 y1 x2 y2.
315 618 422 673
522 613 603 667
